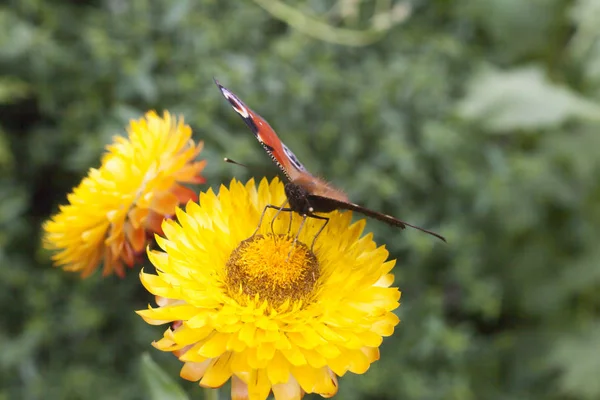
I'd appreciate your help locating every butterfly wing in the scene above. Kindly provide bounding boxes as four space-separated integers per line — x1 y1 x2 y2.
308 194 447 242
215 80 309 182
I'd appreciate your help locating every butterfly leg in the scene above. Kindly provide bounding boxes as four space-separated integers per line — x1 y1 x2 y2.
286 209 293 235
253 203 292 237
288 214 308 260
269 200 291 236
307 214 329 251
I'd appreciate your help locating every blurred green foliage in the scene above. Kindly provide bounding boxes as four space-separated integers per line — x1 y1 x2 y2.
140 353 189 400
1 0 600 399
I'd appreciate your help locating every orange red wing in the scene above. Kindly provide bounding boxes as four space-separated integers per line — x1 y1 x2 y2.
215 80 308 183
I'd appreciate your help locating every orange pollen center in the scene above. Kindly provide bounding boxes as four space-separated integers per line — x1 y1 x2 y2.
225 234 319 307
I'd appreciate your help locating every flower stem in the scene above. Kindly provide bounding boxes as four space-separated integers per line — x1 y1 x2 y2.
203 387 218 400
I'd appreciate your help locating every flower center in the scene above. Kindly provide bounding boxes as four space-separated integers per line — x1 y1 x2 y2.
225 234 319 308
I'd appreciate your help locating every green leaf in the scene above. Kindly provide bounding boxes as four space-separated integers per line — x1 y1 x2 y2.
0 128 13 170
549 324 600 399
457 65 600 131
140 353 189 400
0 77 29 104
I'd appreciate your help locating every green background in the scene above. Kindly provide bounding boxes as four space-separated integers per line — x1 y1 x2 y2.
2 0 600 399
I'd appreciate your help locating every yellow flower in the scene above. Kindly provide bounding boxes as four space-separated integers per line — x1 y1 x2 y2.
43 111 206 277
137 178 400 400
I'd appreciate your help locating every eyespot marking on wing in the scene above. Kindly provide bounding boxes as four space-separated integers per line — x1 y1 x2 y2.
282 143 306 172
221 88 250 118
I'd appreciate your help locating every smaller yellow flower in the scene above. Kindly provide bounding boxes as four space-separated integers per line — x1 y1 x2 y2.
43 111 206 277
138 178 400 400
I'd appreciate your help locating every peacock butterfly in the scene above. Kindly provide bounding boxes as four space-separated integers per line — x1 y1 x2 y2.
216 80 446 243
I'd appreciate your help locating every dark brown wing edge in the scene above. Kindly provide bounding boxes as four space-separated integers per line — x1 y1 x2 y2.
308 195 447 242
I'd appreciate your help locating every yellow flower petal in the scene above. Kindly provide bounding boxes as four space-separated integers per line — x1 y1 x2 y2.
199 352 234 388
231 375 249 400
247 369 271 400
198 332 230 358
272 378 303 400
180 359 211 381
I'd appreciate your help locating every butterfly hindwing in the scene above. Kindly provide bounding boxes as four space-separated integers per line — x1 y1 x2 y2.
308 194 447 242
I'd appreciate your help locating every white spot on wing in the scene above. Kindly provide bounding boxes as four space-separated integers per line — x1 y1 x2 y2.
221 88 250 118
282 143 306 172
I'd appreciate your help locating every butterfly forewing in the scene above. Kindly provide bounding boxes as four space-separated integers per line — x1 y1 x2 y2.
215 80 309 182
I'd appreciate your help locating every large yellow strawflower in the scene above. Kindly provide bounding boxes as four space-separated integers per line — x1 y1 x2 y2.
43 111 206 277
137 178 400 400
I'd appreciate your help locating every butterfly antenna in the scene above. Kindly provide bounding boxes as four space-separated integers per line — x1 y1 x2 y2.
224 157 249 169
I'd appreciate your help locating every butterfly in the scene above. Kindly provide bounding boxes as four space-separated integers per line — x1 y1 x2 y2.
215 79 446 243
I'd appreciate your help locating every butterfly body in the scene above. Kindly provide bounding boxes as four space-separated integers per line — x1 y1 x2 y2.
216 80 446 242
284 182 317 215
